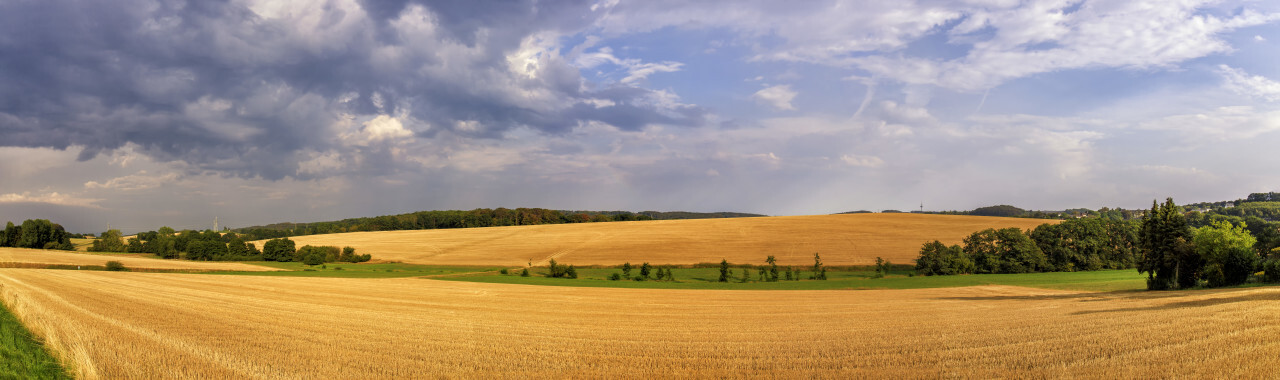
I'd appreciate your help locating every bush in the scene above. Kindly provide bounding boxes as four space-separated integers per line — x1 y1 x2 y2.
520 268 530 277
339 247 370 263
104 261 127 271
609 272 622 281
1146 275 1175 291
262 238 296 262
873 257 888 279
499 268 509 275
1262 258 1280 283
566 265 578 279
89 229 128 253
302 253 325 266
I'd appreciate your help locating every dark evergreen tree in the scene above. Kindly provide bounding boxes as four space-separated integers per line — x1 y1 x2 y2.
1139 198 1194 290
718 259 729 282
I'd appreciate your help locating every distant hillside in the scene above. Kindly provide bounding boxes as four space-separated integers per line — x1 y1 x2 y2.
968 205 1027 217
921 192 1280 222
267 213 1057 267
233 208 764 240
561 210 767 220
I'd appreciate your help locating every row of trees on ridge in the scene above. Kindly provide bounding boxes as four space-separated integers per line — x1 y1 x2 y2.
0 219 75 251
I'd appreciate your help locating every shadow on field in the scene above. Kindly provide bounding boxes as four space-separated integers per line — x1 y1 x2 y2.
933 290 1142 302
933 287 1255 303
1070 289 1280 315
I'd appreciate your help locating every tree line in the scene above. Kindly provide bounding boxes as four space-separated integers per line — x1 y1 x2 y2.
232 208 768 241
0 219 75 251
261 238 371 264
916 198 1280 290
916 218 1139 276
232 208 655 240
88 228 371 264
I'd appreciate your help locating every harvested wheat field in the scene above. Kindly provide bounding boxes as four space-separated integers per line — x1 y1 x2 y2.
0 247 279 272
268 213 1054 267
1 269 1276 378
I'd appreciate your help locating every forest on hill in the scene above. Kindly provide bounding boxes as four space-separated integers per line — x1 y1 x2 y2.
232 208 765 241
922 192 1280 222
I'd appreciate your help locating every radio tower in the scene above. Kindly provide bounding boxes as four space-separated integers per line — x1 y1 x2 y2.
920 202 924 213
213 216 218 232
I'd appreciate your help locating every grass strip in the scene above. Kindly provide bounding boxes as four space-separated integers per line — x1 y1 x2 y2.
0 300 70 379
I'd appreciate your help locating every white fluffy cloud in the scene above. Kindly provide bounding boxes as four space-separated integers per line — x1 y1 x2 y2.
362 115 413 141
752 85 798 111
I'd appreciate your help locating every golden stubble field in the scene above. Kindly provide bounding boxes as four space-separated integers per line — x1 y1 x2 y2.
1 269 1276 378
266 213 1055 267
0 247 279 272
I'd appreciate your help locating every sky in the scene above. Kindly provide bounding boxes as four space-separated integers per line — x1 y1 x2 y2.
2 0 1280 233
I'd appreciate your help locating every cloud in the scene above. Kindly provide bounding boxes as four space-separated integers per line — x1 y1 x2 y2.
0 192 102 209
361 115 413 141
1136 105 1280 142
1218 65 1280 102
853 1 1280 91
84 171 180 191
593 0 960 59
571 46 684 84
0 0 701 181
752 85 798 111
592 0 1280 92
841 154 884 168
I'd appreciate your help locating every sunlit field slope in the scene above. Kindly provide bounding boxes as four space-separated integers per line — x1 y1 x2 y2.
0 270 1275 378
268 213 1055 266
0 248 278 272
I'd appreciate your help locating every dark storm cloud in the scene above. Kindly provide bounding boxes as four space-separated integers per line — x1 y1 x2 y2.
0 0 701 180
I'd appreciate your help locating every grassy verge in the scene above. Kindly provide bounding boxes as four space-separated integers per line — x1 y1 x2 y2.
0 302 70 379
206 262 1148 291
434 267 1150 292
209 261 500 279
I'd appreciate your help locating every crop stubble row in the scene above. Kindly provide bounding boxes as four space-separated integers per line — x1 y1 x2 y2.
0 269 1276 378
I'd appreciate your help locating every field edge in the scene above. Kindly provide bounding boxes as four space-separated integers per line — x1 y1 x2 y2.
0 291 72 379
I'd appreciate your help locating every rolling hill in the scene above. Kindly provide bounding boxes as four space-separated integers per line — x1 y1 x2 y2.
260 213 1057 267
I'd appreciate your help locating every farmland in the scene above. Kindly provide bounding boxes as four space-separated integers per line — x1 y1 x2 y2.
0 247 279 272
0 269 1276 378
266 213 1055 267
